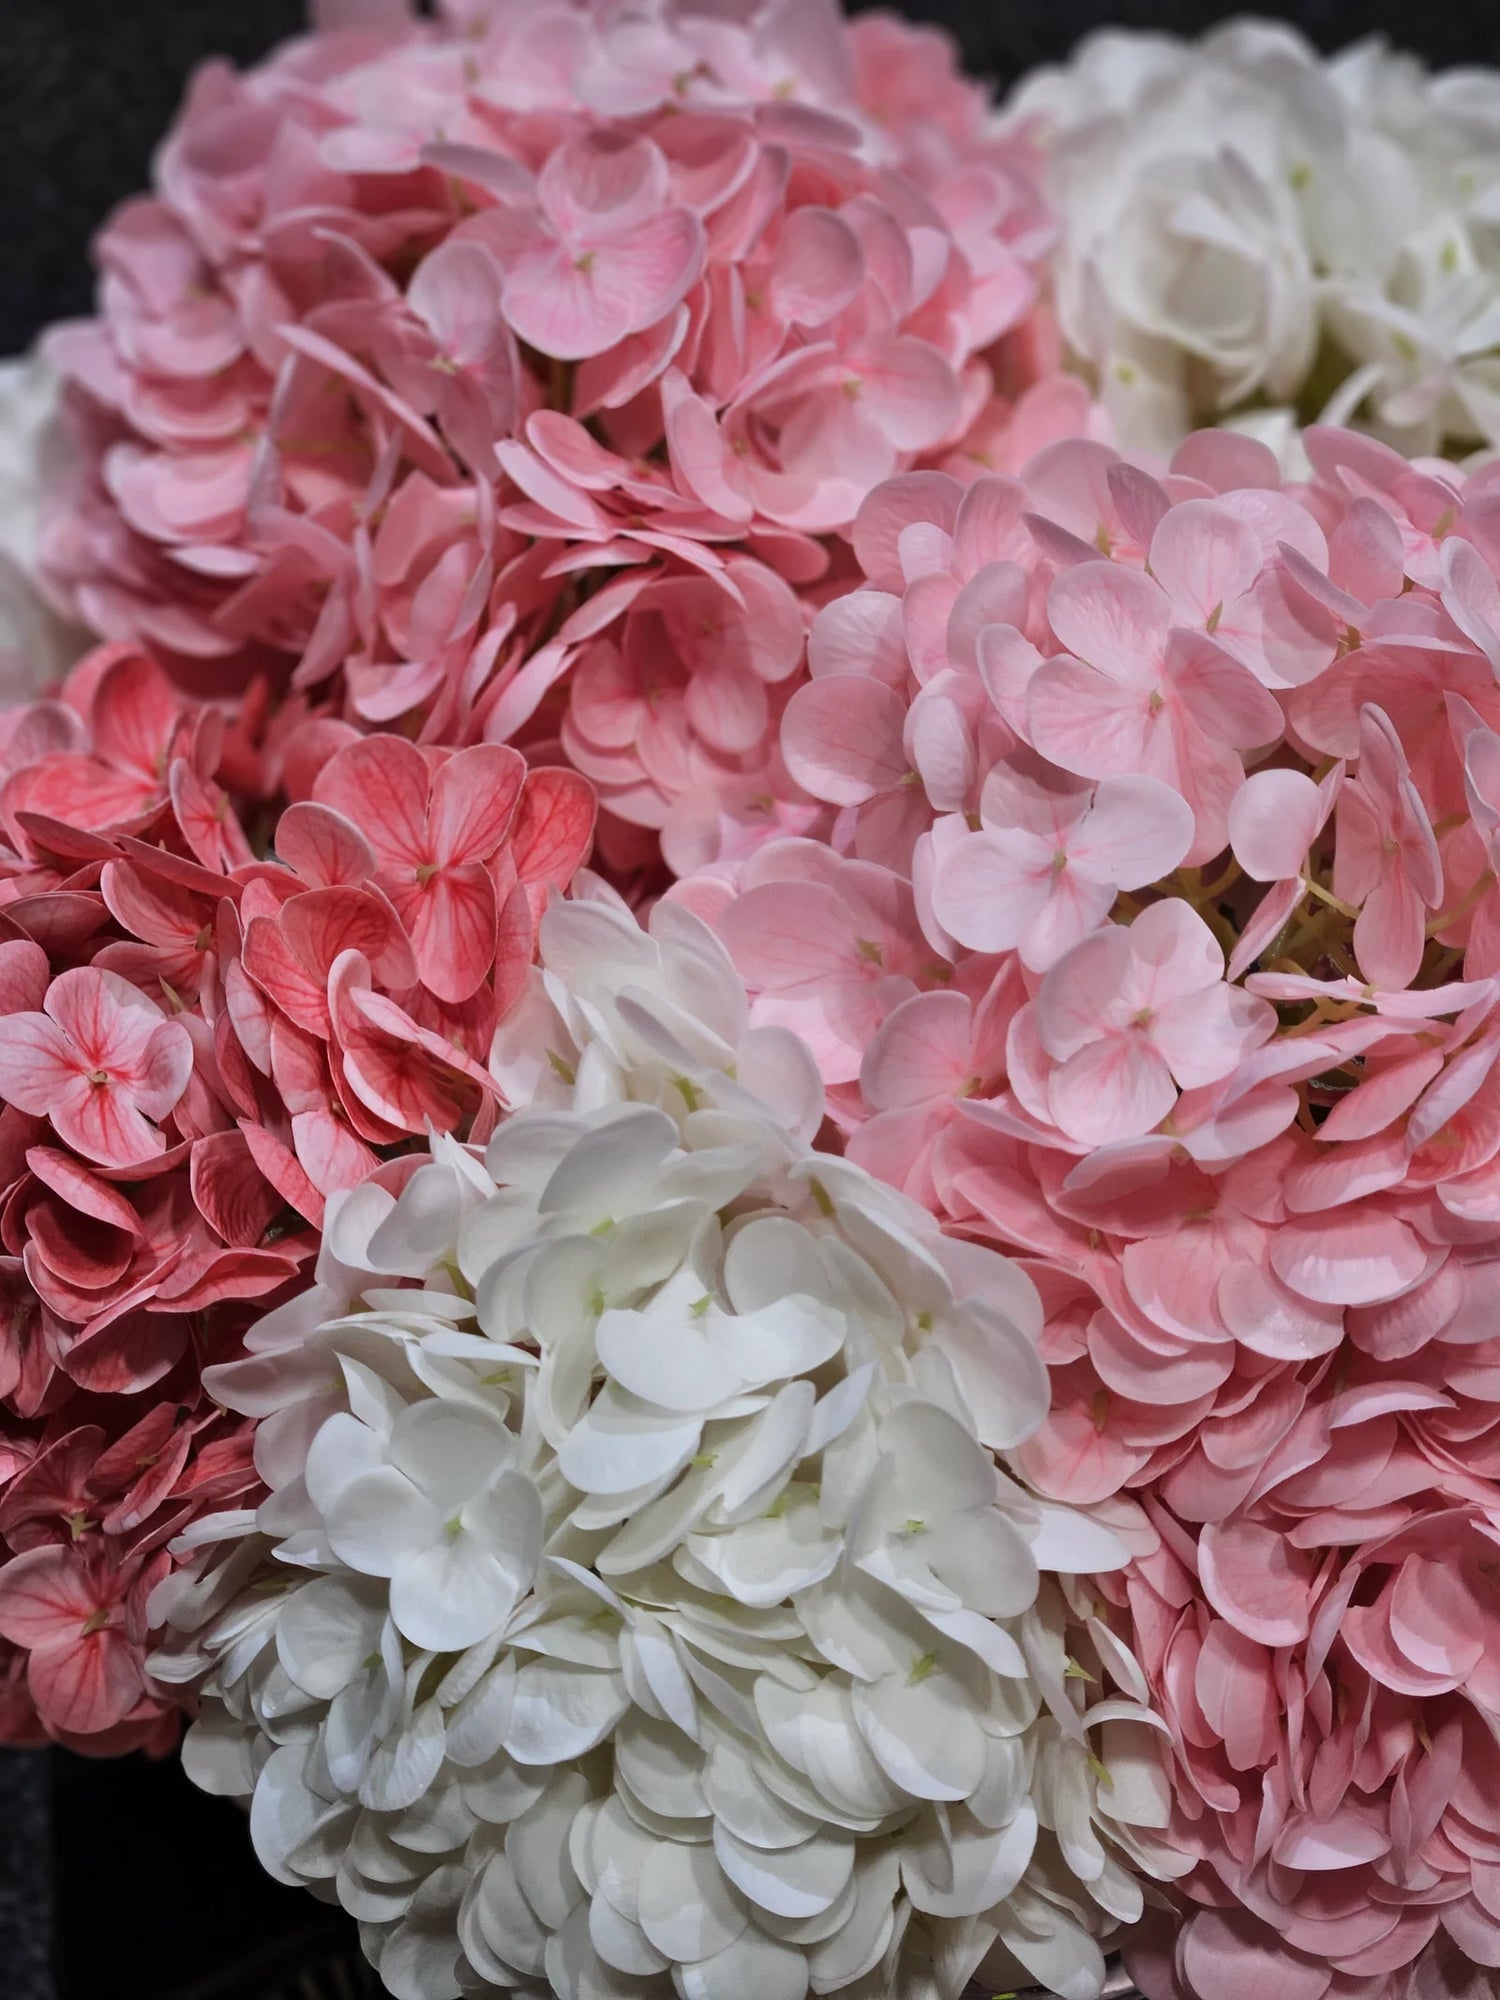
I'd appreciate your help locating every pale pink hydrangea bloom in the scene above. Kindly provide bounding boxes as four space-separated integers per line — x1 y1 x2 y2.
710 421 1500 1998
41 0 1055 875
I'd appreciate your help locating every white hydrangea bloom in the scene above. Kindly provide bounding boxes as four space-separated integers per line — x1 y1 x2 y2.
1010 21 1500 457
0 352 82 700
151 895 1183 2000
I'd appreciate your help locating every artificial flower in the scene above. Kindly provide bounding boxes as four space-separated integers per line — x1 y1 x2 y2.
150 888 1183 2000
1011 20 1500 457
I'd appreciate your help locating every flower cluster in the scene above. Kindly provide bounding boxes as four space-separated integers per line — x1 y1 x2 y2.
1010 20 1500 458
151 889 1181 2000
703 421 1500 1995
0 641 592 1748
39 0 1051 873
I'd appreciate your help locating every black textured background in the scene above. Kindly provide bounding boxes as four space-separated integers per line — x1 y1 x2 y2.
3 3 1500 1997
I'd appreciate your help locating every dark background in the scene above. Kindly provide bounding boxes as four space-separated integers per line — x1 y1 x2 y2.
4 2 1500 1997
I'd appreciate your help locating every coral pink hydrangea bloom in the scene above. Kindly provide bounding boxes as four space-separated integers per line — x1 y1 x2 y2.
0 643 595 1751
709 424 1500 1998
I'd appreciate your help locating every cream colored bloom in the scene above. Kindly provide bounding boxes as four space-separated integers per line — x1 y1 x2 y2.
1012 22 1500 458
151 899 1183 2000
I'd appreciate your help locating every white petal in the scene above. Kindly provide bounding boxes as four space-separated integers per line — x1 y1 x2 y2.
614 1714 711 1822
589 1893 671 1976
930 1508 1039 1621
390 1530 524 1652
305 1410 387 1515
637 1840 749 1963
276 1574 386 1701
687 1491 842 1608
507 1771 589 1931
714 1295 847 1385
852 1671 989 1803
539 1107 679 1222
722 1216 828 1314
712 1821 855 1919
378 1862 467 2000
1025 1499 1130 1573
446 1656 518 1769
595 1306 745 1412
588 1796 656 1920
805 1850 901 1990
505 1661 628 1765
676 1931 810 2000
249 1744 341 1886
901 1803 1037 1918
997 1900 1105 2000
389 1784 479 1857
459 1754 547 1826
805 1364 875 1457
359 1698 447 1814
388 1398 512 1507
621 1616 699 1739
712 1381 816 1522
180 1714 257 1798
929 1300 1050 1451
323 1466 444 1580
703 1739 818 1852
557 1384 703 1496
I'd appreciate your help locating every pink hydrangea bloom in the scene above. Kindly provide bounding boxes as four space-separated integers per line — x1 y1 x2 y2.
40 0 1053 876
712 422 1500 1995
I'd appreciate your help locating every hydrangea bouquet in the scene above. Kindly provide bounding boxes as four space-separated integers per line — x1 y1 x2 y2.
3 6 1500 2000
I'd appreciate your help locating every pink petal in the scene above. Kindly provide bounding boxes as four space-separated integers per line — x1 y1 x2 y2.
718 883 857 991
274 802 376 888
314 734 432 872
1149 499 1263 626
1180 1911 1332 2000
661 370 752 524
0 939 49 1014
1046 563 1170 682
1227 767 1323 882
851 472 962 593
510 768 596 891
1035 926 1133 1060
190 1130 281 1247
1049 1036 1178 1145
0 1012 81 1115
1168 629 1285 748
781 674 911 806
31 1625 142 1736
1198 1519 1314 1647
279 888 411 993
46 966 162 1076
855 336 962 453
684 656 770 756
930 827 1057 955
1154 984 1274 1090
52 1078 167 1169
1027 655 1155 779
386 864 497 1006
0 1545 96 1648
768 207 863 327
860 990 972 1110
1071 775 1195 891
428 744 525 868
291 1108 379 1197
1270 1207 1431 1306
